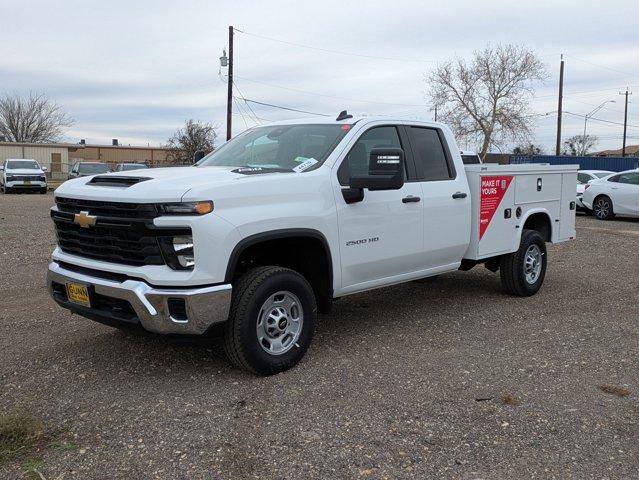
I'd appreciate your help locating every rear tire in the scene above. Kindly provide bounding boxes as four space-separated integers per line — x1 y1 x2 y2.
593 195 614 220
500 229 547 297
223 266 316 375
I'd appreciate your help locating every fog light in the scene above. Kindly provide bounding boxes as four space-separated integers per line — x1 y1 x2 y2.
173 235 194 268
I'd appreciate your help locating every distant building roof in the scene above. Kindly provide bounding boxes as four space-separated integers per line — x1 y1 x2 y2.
0 141 168 151
594 145 639 157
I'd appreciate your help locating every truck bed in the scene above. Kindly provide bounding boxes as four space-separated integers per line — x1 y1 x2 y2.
463 163 579 261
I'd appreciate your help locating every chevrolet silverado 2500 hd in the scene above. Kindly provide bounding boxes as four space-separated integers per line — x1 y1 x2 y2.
47 114 578 375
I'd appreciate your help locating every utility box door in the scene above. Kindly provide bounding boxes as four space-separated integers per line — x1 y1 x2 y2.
514 174 562 205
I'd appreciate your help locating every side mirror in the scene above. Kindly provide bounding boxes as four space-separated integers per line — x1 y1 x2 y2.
349 148 405 191
41 166 47 172
193 150 206 163
0 166 4 171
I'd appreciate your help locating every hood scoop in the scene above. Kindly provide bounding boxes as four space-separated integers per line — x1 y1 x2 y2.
88 176 151 187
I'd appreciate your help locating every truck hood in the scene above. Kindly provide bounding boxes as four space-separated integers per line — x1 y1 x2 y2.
53 166 290 202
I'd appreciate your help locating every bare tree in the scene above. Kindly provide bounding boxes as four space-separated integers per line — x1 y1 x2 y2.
513 143 544 155
165 119 218 165
563 134 598 156
0 93 73 143
428 44 545 159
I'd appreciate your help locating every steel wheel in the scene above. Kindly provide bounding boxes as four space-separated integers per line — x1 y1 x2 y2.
594 197 611 219
256 291 303 355
523 244 543 285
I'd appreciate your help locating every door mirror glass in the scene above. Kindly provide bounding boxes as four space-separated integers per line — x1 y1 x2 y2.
349 148 405 191
41 166 47 172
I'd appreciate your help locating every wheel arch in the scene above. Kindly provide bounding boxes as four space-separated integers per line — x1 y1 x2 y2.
520 210 553 243
225 228 334 313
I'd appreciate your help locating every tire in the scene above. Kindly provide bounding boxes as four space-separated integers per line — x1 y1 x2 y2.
40 187 48 194
2 186 10 194
593 195 614 220
223 266 316 375
500 229 547 297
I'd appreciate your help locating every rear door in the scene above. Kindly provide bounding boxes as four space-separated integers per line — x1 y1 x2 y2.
405 126 471 269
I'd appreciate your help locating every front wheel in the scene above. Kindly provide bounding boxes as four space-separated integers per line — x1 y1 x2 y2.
593 195 614 220
223 266 316 375
500 229 547 297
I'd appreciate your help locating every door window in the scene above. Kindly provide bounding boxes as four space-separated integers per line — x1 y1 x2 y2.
338 126 403 185
617 172 639 185
408 127 455 181
577 173 591 184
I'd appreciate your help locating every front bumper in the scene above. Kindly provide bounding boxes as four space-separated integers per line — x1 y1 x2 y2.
5 180 47 189
47 261 232 335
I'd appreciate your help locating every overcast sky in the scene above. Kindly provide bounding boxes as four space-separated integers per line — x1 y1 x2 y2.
2 0 638 152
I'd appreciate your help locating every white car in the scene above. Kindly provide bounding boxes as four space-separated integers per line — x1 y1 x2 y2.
581 169 639 220
576 170 614 211
1 158 48 194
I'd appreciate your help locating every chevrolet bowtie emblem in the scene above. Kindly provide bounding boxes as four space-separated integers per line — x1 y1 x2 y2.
73 211 97 228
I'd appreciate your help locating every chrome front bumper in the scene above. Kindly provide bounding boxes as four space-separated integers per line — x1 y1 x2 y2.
47 261 232 335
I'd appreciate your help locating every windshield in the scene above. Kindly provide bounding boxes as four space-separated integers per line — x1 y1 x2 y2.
7 160 39 169
79 163 110 174
120 164 147 171
196 124 349 171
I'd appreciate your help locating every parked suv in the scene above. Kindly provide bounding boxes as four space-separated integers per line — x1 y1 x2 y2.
68 162 110 179
1 158 48 194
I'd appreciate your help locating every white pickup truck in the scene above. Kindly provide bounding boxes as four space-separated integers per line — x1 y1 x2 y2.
47 114 577 375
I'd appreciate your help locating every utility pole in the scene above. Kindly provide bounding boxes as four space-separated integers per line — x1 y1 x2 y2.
555 54 564 156
226 26 234 141
619 88 631 157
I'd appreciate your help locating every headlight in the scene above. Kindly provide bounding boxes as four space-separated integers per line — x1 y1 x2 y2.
172 235 194 268
159 201 213 215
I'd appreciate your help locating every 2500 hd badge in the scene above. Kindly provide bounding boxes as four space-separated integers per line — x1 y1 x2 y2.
346 237 379 247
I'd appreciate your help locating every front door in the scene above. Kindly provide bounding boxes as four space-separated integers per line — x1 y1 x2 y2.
610 171 639 215
333 125 424 292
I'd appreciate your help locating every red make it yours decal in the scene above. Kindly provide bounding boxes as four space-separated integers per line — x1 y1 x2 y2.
479 175 513 240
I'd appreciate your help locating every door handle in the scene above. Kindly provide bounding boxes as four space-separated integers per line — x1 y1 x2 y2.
402 195 421 203
452 192 467 199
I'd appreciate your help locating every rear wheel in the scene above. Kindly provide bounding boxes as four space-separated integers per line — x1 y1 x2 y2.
223 266 316 375
500 229 547 297
593 195 614 220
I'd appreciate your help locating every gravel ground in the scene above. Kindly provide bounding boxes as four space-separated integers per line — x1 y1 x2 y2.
1 193 638 479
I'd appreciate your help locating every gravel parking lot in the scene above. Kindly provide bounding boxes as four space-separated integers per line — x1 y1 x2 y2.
1 193 638 479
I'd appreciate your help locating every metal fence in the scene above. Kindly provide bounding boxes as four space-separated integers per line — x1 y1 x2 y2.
510 155 639 172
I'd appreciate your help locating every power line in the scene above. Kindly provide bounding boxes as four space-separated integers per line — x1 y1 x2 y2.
234 75 426 107
564 111 639 130
242 98 331 117
563 54 639 81
234 28 435 64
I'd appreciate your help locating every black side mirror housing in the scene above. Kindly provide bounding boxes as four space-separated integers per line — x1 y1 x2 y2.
349 148 405 191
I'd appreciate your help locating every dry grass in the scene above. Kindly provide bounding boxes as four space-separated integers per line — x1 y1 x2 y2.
0 409 44 464
598 384 631 397
501 393 520 406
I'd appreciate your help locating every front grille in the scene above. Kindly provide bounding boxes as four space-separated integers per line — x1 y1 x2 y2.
56 196 158 219
54 219 165 266
10 175 45 181
52 197 190 266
